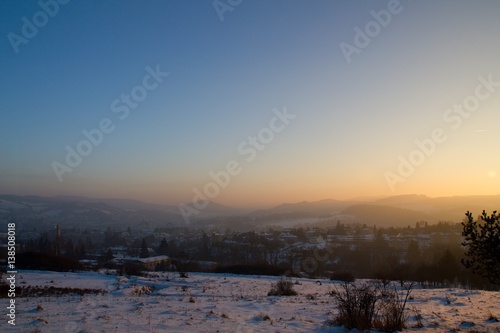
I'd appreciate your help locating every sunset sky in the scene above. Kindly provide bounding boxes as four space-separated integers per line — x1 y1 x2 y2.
1 0 500 207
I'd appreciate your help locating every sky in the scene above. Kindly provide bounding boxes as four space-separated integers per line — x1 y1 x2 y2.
1 0 500 208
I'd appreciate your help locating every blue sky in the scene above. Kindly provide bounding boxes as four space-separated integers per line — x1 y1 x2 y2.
1 0 500 207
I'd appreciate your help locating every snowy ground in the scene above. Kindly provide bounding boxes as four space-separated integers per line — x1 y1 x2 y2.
2 270 500 333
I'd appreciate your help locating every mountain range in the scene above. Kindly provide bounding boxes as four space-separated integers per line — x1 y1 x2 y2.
1 194 499 228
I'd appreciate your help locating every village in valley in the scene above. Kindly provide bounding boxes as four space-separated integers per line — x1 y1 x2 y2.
1 197 500 332
0 194 493 289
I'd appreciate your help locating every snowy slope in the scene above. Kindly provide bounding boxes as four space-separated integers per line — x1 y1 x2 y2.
2 270 500 333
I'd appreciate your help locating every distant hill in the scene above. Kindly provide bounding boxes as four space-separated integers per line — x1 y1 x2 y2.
192 200 249 216
0 195 183 227
374 194 433 207
340 204 431 227
373 194 500 222
0 195 249 228
250 194 500 227
250 199 360 217
1 194 498 229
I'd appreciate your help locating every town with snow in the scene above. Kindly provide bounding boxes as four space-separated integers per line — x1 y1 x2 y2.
1 195 499 332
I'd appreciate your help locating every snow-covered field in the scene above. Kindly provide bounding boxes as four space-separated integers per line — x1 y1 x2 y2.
3 270 500 333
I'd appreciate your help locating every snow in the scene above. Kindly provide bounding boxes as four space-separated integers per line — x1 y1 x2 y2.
3 270 500 333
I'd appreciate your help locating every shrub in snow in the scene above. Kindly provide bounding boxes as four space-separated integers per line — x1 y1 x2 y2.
330 283 377 331
267 279 298 296
130 285 155 296
373 283 413 332
330 282 413 332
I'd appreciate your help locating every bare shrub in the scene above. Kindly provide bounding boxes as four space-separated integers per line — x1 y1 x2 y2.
268 279 298 296
411 305 424 328
374 283 413 332
130 285 155 296
331 282 413 332
330 282 377 331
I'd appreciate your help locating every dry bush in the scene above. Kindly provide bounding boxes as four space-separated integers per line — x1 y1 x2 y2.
130 284 155 296
268 279 298 296
374 283 413 332
331 282 413 332
411 305 424 328
330 282 377 331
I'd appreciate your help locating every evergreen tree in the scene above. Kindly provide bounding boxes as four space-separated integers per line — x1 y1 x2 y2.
104 248 114 262
437 249 459 284
140 238 149 258
201 233 210 260
158 238 169 255
462 210 500 285
78 242 86 259
406 240 421 265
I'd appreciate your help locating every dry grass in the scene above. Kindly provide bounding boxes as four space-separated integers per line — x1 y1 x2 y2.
130 285 155 296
